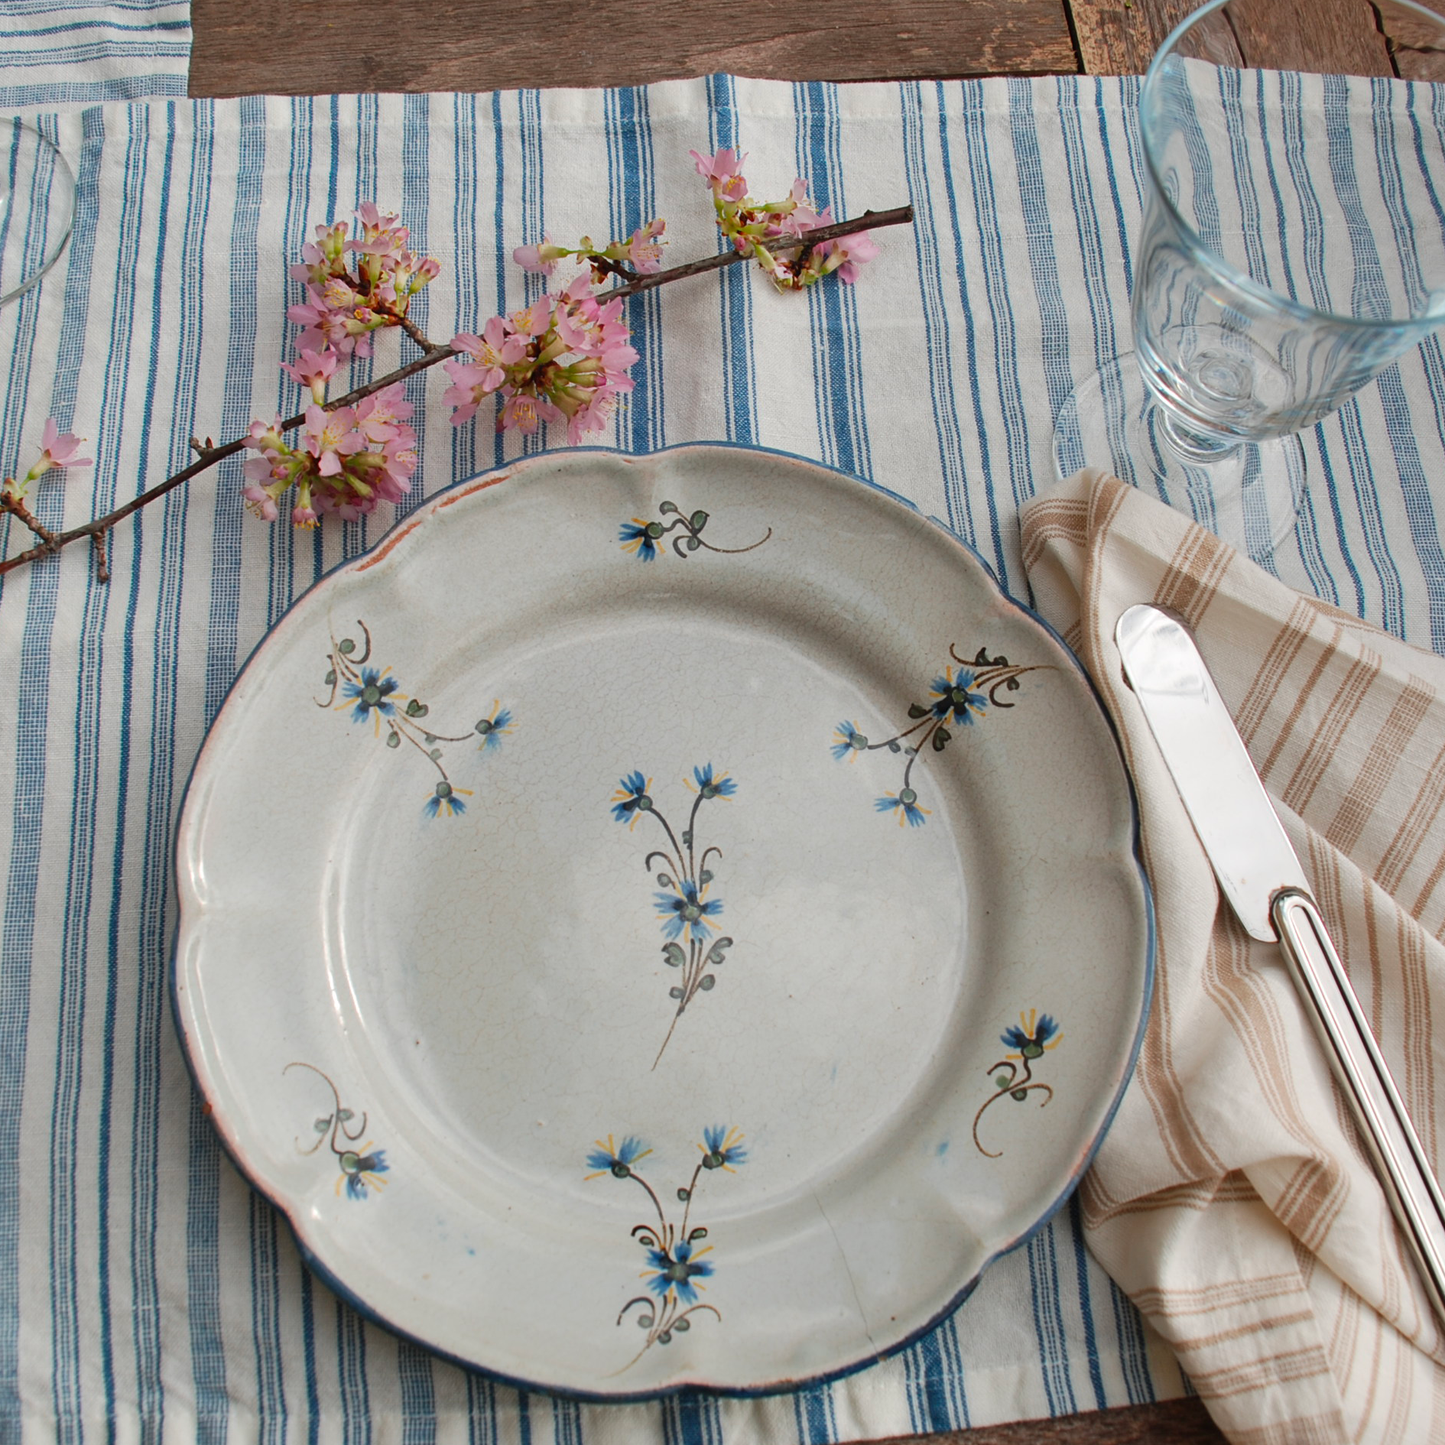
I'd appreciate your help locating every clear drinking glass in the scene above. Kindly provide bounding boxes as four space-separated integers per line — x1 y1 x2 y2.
1053 0 1445 554
0 118 75 308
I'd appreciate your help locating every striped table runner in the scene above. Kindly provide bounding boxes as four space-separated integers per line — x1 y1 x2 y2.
1 74 1442 1442
0 1 190 111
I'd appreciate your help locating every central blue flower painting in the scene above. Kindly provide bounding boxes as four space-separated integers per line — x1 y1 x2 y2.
611 764 739 1068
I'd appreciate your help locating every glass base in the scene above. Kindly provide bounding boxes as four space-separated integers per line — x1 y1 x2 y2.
1052 355 1307 560
0 120 75 308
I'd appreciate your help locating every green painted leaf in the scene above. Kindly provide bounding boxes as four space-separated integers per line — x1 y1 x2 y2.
668 986 683 1000
699 975 716 991
323 669 336 686
659 500 678 515
385 731 400 748
690 510 708 530
699 869 713 884
338 638 355 655
428 748 442 761
661 943 685 969
933 726 951 751
908 703 929 718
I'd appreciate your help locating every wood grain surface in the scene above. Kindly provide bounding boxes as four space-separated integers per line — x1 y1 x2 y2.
873 1397 1225 1444
181 1 1435 1442
188 0 1076 96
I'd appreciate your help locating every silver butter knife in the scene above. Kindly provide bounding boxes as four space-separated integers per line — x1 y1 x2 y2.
1116 603 1445 1328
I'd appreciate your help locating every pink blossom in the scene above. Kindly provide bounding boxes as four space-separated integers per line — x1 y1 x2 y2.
354 382 414 444
245 416 287 453
242 484 279 522
303 404 365 477
452 317 525 387
513 235 570 276
280 347 339 402
564 388 617 444
690 149 749 203
442 362 495 427
292 502 319 528
622 219 666 274
818 229 879 283
509 297 553 338
38 417 92 470
497 392 549 434
289 289 375 359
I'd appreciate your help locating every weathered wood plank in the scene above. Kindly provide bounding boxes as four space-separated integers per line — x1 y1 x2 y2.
861 1397 1226 1444
189 0 1077 97
1072 0 1392 76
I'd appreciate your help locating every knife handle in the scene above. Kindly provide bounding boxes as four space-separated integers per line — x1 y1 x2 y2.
1273 889 1445 1328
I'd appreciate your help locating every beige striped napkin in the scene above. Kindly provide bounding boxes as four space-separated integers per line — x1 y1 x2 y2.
1020 470 1445 1444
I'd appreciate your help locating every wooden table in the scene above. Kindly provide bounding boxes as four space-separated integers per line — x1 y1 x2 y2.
184 2 1428 1441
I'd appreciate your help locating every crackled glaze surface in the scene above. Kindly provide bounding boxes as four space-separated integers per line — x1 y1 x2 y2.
172 445 1152 1399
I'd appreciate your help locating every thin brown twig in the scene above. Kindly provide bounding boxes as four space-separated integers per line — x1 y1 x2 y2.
0 204 913 580
590 255 638 283
1 487 60 545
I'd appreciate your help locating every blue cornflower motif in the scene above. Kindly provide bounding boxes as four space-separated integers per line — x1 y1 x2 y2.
585 1134 652 1178
1001 1012 1060 1058
425 781 470 818
689 763 737 800
341 1148 389 1200
831 721 868 761
611 771 653 826
700 1125 747 1170
656 881 722 940
928 667 987 726
475 701 514 753
876 789 929 827
644 1239 714 1303
619 518 661 561
342 666 398 724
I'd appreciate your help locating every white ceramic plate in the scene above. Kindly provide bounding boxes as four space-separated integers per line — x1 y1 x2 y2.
173 444 1153 1400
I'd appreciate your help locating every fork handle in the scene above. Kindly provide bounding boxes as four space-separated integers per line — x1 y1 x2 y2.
1274 888 1445 1329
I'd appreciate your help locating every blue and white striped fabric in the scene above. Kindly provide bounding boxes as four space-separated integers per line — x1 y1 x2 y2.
2 74 1443 1441
0 1 189 111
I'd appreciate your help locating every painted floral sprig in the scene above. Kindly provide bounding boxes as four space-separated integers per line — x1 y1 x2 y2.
585 1126 747 1370
612 763 738 1068
0 153 912 579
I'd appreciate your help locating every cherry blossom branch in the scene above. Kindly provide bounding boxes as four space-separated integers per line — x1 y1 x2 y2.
0 203 912 580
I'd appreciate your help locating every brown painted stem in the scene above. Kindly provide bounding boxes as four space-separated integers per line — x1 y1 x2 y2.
0 204 913 580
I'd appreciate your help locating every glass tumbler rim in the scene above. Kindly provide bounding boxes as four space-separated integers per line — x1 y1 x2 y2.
1138 0 1445 336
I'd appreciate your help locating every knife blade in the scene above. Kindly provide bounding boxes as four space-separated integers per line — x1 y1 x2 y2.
1116 603 1445 1329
